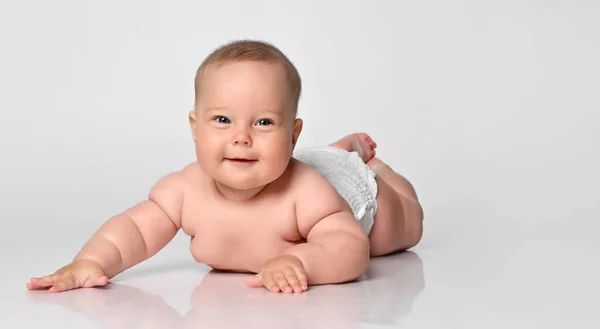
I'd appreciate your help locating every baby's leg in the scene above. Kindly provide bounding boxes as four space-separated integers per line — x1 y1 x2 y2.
366 158 424 256
329 133 423 256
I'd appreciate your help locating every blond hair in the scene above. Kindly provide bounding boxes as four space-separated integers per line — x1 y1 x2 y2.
194 40 302 116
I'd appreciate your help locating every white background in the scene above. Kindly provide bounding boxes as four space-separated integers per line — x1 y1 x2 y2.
1 1 599 328
1 0 599 227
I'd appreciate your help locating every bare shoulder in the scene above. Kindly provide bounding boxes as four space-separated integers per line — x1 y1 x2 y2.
147 162 201 229
289 159 353 236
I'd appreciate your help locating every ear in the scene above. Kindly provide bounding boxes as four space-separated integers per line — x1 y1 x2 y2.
188 110 197 143
291 118 303 150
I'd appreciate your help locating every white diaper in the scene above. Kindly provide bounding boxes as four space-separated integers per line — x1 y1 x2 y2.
293 146 378 234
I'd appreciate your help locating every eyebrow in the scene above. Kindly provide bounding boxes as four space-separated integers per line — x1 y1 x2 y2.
203 107 284 118
263 108 284 118
203 107 226 112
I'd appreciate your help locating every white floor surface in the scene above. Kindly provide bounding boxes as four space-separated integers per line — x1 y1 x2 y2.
3 216 599 328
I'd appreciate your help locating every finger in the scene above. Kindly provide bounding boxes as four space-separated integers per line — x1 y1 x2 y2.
284 267 302 294
80 273 109 288
27 279 50 290
244 274 264 288
31 275 55 283
48 282 65 293
63 272 78 287
27 276 55 290
273 270 292 294
262 271 279 293
49 280 71 293
288 263 308 291
82 275 109 288
49 274 76 293
26 281 53 290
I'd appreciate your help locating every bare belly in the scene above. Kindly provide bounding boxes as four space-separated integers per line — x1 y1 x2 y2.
178 161 304 273
188 231 303 273
181 192 303 273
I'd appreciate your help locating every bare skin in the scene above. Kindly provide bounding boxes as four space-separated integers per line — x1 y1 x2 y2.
26 133 422 294
330 133 424 256
26 60 423 295
27 156 368 294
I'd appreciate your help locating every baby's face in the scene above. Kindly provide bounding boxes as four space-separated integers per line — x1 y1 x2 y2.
190 61 302 191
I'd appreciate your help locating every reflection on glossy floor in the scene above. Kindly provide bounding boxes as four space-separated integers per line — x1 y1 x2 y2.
24 252 423 329
4 217 599 328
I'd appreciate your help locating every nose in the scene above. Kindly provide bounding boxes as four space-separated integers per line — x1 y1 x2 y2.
232 129 252 147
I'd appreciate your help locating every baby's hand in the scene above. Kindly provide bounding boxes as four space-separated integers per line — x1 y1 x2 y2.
245 254 308 294
27 259 109 293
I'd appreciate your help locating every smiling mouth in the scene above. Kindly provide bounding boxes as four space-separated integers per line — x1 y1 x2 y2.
226 158 257 164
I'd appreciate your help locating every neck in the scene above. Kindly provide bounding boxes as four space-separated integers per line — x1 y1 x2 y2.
214 181 266 202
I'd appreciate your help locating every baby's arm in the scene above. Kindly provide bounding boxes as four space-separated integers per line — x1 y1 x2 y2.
283 170 370 285
74 171 184 278
28 171 185 292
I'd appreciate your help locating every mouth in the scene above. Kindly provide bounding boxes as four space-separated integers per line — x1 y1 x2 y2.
226 158 258 164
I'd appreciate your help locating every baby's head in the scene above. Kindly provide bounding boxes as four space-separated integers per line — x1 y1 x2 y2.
188 40 303 195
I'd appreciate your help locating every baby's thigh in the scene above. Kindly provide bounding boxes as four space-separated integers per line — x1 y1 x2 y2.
368 176 407 256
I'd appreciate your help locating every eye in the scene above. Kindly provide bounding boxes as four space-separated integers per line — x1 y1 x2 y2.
213 116 230 124
256 119 274 126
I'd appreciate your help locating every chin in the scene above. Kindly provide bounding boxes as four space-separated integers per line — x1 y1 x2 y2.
218 177 265 190
228 172 288 190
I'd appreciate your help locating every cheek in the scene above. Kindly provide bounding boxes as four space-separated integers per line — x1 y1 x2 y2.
196 131 223 159
262 134 293 161
199 143 220 158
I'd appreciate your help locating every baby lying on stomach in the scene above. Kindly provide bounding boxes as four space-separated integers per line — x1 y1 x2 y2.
27 40 424 294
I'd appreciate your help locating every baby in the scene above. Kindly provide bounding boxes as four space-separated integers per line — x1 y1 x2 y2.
27 40 424 294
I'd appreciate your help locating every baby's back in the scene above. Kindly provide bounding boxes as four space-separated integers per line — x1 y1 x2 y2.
177 160 311 273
